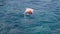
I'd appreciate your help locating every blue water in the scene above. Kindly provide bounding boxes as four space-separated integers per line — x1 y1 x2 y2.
0 0 60 34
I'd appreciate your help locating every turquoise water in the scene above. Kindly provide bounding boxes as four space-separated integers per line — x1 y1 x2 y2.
0 0 60 34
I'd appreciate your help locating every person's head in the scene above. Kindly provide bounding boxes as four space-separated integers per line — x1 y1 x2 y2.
25 8 34 14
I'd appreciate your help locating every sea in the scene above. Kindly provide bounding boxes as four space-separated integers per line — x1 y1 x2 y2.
0 0 60 34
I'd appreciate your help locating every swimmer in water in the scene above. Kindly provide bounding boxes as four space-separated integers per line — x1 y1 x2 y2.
24 8 34 15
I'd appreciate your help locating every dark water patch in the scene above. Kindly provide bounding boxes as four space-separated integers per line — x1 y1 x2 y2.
24 15 35 19
40 21 55 23
51 0 59 2
0 0 4 6
54 12 60 15
0 12 5 17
